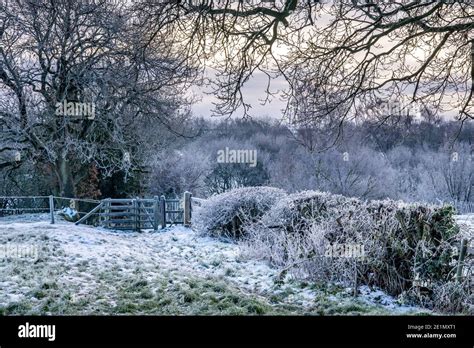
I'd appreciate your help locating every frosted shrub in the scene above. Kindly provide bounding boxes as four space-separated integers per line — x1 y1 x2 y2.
255 190 363 234
243 191 367 280
361 201 461 297
243 190 466 310
429 281 471 314
193 186 286 239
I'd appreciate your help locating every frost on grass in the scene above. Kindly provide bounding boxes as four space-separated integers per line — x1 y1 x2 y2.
0 214 428 315
0 218 278 315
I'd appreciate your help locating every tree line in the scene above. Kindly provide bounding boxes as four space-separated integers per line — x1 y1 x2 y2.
149 116 472 208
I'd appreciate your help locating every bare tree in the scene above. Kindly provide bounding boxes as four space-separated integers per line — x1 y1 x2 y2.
0 0 195 196
136 0 473 124
287 0 474 127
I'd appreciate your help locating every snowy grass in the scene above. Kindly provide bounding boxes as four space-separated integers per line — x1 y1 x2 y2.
0 214 436 315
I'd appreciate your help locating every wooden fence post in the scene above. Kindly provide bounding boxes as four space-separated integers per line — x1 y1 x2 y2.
183 191 192 227
49 195 55 224
153 196 159 231
137 197 142 232
132 198 138 232
160 195 166 229
104 198 110 226
456 239 468 283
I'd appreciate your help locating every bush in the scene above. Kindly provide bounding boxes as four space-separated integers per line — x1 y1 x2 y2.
255 190 363 234
193 186 286 239
243 190 466 310
361 201 460 297
429 282 471 314
243 191 367 280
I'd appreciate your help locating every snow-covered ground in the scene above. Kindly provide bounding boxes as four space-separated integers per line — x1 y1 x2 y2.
2 213 471 315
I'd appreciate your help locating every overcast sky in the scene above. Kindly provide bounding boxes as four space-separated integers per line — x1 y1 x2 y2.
191 71 289 120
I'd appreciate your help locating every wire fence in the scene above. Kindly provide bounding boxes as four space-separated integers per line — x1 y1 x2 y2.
0 196 101 224
0 196 50 215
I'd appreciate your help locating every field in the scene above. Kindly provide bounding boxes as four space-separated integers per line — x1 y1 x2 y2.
7 214 472 315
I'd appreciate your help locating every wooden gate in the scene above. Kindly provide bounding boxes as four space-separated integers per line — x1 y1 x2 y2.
76 192 192 231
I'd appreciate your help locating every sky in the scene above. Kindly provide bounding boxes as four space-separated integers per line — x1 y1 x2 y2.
191 71 289 120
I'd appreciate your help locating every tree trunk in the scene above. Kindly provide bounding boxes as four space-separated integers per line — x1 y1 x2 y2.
56 157 76 197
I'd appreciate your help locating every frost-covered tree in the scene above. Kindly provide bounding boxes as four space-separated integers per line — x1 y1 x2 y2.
0 0 195 196
148 117 473 210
